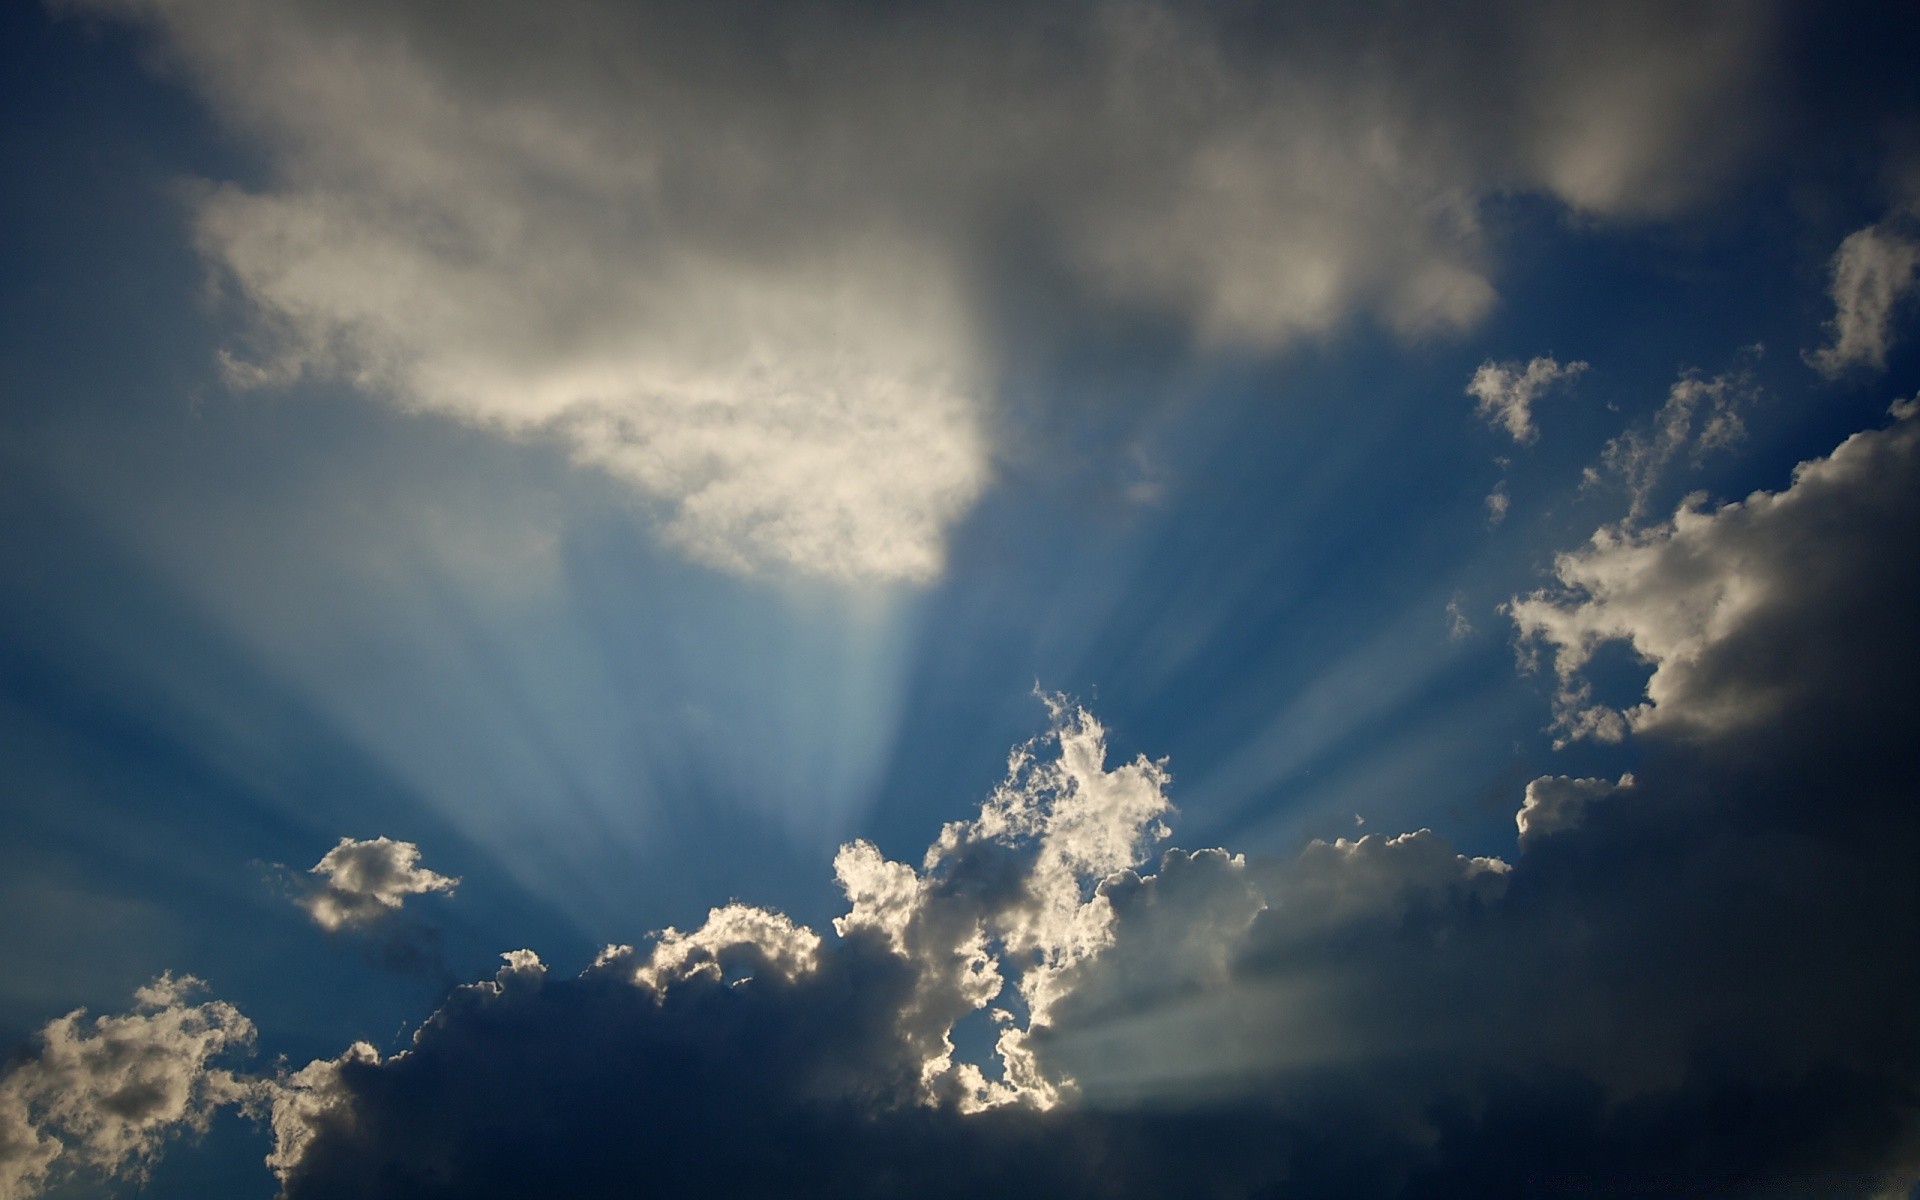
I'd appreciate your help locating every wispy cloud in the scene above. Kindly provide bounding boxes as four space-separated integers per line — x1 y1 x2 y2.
1467 355 1589 444
1807 219 1920 378
1587 361 1752 520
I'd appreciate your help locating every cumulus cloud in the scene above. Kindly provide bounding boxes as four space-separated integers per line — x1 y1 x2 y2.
0 975 262 1200
73 0 1777 582
1511 400 1920 744
296 836 458 933
1467 355 1589 443
1807 221 1920 378
1515 773 1631 846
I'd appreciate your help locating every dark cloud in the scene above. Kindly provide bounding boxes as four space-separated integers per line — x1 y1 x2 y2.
262 391 1920 1200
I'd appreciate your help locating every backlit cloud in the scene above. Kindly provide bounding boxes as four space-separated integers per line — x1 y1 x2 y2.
0 975 261 1200
1511 400 1920 743
296 836 458 933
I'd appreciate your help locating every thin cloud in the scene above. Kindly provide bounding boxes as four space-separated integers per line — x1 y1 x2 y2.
1806 220 1920 378
1467 355 1589 443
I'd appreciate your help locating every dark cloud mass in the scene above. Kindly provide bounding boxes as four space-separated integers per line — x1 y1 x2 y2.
262 410 1920 1198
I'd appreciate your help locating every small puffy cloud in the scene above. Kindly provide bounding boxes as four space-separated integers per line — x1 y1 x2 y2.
297 836 458 933
1511 401 1920 744
0 975 261 1200
1467 355 1588 443
1806 222 1920 378
1516 773 1632 846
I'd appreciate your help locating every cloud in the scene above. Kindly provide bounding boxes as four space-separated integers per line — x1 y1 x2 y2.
1485 481 1511 525
1587 363 1751 520
1806 220 1920 378
1467 355 1589 443
261 505 1920 1200
1510 400 1920 744
73 0 1778 582
1514 773 1631 846
296 836 458 933
0 975 262 1200
1446 593 1474 640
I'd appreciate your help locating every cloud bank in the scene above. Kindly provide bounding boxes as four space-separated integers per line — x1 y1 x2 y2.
23 391 1912 1197
256 400 1920 1199
75 0 1779 582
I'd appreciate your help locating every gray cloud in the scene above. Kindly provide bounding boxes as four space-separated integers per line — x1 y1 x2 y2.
1586 362 1752 522
1807 220 1920 378
0 975 262 1200
296 835 458 933
242 394 1920 1197
1512 399 1920 744
71 0 1779 583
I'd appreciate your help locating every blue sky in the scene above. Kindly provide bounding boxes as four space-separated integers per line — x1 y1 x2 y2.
4 2 1920 1197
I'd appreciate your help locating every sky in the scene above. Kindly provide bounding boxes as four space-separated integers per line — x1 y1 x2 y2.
3 0 1920 1196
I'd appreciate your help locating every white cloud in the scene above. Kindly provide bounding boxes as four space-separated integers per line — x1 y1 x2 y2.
0 975 261 1200
1467 355 1589 443
1515 773 1632 846
1510 401 1920 744
297 836 458 932
1806 222 1920 378
631 904 823 993
76 0 1778 583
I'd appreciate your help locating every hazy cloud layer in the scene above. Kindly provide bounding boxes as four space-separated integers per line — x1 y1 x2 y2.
0 976 261 1200
1512 400 1920 744
75 0 1778 582
296 836 458 933
1467 355 1588 443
